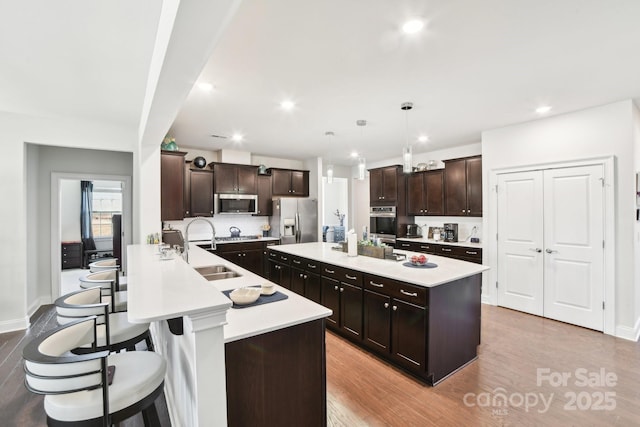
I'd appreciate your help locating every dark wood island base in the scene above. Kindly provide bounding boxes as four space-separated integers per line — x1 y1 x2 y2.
225 319 327 426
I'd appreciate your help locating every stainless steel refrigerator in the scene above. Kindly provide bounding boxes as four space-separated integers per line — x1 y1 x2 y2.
270 198 318 244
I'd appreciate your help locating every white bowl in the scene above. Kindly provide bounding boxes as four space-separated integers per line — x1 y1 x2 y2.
229 287 261 305
261 282 276 295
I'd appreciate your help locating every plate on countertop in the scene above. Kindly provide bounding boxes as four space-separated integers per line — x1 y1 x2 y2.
403 261 438 269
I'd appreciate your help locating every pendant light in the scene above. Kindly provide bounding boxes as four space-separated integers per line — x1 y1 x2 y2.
401 102 413 173
356 120 367 180
325 131 334 183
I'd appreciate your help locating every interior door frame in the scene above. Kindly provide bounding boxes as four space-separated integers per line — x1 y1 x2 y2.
488 156 615 336
51 172 132 299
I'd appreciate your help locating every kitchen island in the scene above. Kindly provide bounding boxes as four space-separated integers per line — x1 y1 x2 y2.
127 243 331 427
268 242 489 385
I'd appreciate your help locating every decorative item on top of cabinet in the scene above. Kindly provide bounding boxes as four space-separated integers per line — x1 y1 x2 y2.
444 155 482 216
161 150 187 221
212 163 258 194
269 168 309 197
407 169 444 216
184 160 214 217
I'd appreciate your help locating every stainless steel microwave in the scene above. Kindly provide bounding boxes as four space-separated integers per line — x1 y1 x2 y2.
214 194 258 214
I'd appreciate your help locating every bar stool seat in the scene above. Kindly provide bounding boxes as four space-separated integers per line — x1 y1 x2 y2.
55 288 152 352
23 317 165 426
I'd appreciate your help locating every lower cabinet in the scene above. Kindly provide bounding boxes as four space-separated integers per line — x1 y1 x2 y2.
320 265 363 340
290 256 322 303
363 274 427 374
268 251 291 289
216 242 264 275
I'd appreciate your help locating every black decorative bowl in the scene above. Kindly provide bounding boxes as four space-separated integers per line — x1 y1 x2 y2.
193 156 207 168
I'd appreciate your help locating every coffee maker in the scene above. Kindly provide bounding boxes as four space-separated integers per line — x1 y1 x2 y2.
443 223 458 242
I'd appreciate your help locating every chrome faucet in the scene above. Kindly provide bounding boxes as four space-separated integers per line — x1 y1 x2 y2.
184 217 216 263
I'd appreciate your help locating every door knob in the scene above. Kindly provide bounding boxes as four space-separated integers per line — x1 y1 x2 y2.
545 249 558 254
529 248 542 253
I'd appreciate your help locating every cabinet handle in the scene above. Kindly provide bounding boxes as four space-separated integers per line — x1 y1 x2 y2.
384 303 389 309
400 289 418 297
293 259 301 264
299 273 304 278
369 281 384 288
466 251 478 255
325 268 335 274
392 305 398 311
238 254 242 257
345 274 356 280
420 245 430 249
307 264 316 269
442 248 452 252
281 257 288 261
303 275 308 279
462 209 467 213
185 210 189 214
401 243 410 247
334 285 339 291
340 287 344 292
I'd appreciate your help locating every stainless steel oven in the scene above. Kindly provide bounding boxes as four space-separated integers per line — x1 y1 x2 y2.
369 206 396 244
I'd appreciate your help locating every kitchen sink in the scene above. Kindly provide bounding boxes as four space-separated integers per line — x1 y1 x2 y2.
194 265 241 281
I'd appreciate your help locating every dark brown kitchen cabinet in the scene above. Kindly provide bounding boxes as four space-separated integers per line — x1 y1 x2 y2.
213 163 257 194
184 162 214 217
161 150 186 221
290 256 322 303
256 174 272 216
396 240 483 264
215 241 265 276
362 274 427 374
321 265 363 340
444 156 482 216
270 168 309 197
369 166 400 204
268 251 291 289
407 170 444 215
262 241 278 279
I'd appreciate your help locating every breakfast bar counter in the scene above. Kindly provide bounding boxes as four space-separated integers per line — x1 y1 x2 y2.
127 243 331 427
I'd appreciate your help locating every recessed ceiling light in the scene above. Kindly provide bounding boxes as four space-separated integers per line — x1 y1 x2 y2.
231 133 244 142
350 151 359 158
418 135 429 143
198 82 214 91
536 105 552 114
280 100 295 111
402 19 425 34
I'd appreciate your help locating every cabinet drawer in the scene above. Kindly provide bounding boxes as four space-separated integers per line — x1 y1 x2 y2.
290 256 320 273
436 245 482 263
267 250 290 264
321 264 362 287
364 274 427 307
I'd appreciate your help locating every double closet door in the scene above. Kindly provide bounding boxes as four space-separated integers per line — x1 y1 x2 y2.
497 164 604 331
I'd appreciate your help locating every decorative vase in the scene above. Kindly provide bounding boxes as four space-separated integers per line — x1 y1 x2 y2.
161 138 179 151
263 230 269 237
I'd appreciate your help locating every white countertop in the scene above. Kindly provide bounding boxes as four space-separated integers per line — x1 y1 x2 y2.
127 243 331 343
395 237 483 249
271 242 489 288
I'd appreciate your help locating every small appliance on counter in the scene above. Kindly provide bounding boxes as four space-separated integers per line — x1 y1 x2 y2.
443 223 459 242
406 224 421 238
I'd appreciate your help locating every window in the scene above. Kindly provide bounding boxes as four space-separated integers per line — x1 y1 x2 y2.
91 190 122 238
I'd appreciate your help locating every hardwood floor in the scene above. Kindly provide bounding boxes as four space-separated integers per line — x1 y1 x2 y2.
326 305 640 426
2 304 639 426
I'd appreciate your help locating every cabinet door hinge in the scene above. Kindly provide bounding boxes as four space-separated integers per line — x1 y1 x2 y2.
496 281 498 288
602 301 605 310
602 240 605 249
599 177 605 187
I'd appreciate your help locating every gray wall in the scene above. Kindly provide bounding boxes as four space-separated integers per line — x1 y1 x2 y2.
28 144 133 308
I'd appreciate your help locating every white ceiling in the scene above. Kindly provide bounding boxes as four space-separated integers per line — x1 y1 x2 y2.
170 0 640 165
3 1 640 167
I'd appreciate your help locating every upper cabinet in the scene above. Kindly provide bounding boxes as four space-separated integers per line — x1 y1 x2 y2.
256 174 273 216
369 165 401 205
270 168 309 197
213 163 258 194
161 150 186 221
407 170 444 216
184 161 214 217
444 155 482 216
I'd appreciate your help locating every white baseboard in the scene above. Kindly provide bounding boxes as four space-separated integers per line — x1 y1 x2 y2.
27 296 52 318
0 316 29 334
481 295 494 305
615 316 640 342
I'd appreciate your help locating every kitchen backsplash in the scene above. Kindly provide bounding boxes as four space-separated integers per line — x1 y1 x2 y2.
164 216 271 241
412 216 483 243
